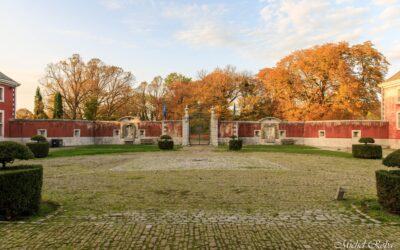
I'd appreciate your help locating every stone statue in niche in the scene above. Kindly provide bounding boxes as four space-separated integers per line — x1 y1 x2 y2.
126 124 136 140
261 123 278 143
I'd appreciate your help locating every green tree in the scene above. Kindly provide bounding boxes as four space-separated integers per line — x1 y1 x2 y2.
164 72 191 86
84 97 99 120
53 92 63 119
34 87 48 119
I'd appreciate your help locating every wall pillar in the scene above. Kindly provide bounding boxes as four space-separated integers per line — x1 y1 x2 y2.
162 121 166 135
210 106 218 146
182 106 190 146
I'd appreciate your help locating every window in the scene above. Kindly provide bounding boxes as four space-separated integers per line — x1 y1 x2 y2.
113 129 120 137
352 130 361 138
73 129 81 137
254 130 261 137
0 87 4 102
0 110 3 137
319 130 326 138
37 129 47 137
139 129 145 136
279 130 286 138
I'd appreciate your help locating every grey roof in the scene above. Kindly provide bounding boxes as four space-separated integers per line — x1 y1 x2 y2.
387 71 400 82
0 72 20 87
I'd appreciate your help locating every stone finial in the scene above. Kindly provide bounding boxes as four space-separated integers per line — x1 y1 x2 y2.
184 105 189 117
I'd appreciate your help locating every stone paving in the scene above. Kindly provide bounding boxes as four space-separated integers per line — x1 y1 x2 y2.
1 208 399 249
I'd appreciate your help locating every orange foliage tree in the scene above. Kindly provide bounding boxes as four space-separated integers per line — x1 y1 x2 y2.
258 41 388 121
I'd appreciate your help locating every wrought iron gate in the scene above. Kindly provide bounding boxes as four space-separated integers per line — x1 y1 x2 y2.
189 107 210 145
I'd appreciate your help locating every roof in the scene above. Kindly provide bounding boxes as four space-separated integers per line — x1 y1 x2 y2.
379 70 400 88
387 71 400 82
0 72 20 87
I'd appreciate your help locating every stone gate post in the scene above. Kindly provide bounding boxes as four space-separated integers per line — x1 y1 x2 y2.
210 106 218 146
182 106 190 146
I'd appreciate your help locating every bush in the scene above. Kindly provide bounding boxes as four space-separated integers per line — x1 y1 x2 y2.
281 139 295 145
31 135 47 142
352 144 382 159
359 137 375 144
0 165 43 220
26 142 50 158
158 135 174 150
0 141 34 168
160 135 172 140
383 149 400 167
375 170 400 214
229 136 243 151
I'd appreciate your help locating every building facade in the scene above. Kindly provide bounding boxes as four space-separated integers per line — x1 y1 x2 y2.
2 71 400 148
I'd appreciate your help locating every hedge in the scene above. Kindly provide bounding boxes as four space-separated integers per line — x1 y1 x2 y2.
158 140 174 150
375 170 400 214
383 149 400 167
352 144 382 159
0 165 43 220
229 139 243 151
26 142 50 158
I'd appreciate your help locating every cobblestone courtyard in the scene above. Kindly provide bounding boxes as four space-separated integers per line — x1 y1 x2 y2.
1 147 399 249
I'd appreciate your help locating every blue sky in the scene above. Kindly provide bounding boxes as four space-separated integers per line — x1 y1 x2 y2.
1 0 399 110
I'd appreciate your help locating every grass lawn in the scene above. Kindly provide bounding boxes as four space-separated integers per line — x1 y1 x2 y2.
218 144 353 158
48 144 165 158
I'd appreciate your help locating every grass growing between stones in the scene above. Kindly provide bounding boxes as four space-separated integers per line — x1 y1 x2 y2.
218 144 352 158
344 198 400 224
47 144 166 158
28 149 384 217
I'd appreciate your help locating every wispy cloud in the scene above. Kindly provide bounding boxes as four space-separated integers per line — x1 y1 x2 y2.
56 29 136 48
161 0 400 66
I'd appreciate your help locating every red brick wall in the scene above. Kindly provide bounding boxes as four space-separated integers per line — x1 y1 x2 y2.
238 123 261 137
0 84 16 137
8 120 119 138
164 121 182 137
279 122 305 137
303 121 388 139
218 122 235 138
139 122 162 137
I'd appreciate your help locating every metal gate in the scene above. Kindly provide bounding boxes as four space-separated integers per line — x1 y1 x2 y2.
189 107 210 145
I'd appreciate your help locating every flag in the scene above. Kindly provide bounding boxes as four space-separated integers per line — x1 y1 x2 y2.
233 103 236 117
163 100 167 120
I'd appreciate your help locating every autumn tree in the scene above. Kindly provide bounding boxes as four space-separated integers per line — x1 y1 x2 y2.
34 87 48 119
258 41 388 121
85 59 134 120
41 54 89 119
16 108 34 119
41 54 134 120
53 92 63 119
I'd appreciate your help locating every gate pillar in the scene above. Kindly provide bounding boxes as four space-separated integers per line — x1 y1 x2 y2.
210 106 218 146
182 106 190 146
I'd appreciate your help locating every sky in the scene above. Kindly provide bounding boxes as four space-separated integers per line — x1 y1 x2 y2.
1 0 400 110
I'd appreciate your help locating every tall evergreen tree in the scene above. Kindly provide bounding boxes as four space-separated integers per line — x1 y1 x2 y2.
34 87 48 119
83 97 99 121
53 92 63 119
